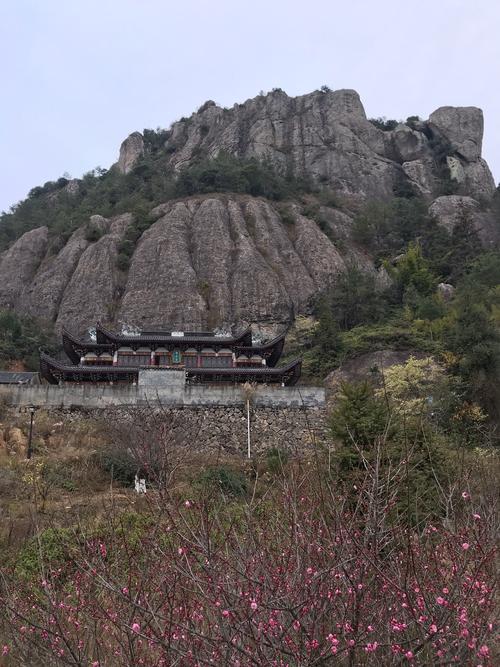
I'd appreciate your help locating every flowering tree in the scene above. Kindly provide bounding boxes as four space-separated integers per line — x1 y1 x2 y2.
1 444 497 666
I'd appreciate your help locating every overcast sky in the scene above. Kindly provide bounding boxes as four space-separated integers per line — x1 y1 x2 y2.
1 0 499 212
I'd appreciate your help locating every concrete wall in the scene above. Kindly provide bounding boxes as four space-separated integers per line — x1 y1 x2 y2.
138 369 186 387
0 383 325 409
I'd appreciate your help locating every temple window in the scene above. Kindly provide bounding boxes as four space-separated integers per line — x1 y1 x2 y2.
83 353 98 366
155 348 169 366
250 355 263 367
236 355 250 366
117 347 150 367
184 348 198 367
217 349 233 368
98 354 113 366
200 348 216 368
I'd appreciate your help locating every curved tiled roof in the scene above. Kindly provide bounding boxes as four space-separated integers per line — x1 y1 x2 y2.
95 323 253 347
39 353 301 386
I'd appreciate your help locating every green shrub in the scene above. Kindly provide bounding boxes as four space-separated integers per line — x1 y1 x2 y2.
330 380 452 524
0 310 56 370
84 222 102 242
265 448 289 475
116 253 131 271
333 428 451 525
389 241 438 301
317 267 387 331
16 527 72 579
331 381 390 448
99 447 137 486
318 189 340 208
174 152 309 201
276 204 295 225
406 115 421 128
369 117 399 131
341 321 439 358
197 466 247 497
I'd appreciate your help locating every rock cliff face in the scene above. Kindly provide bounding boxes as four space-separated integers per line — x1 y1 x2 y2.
118 197 353 334
0 196 375 337
0 227 49 311
117 132 144 174
55 214 133 334
0 88 498 337
120 89 495 202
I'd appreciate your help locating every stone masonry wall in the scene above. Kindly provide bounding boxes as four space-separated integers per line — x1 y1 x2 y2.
0 384 329 456
44 404 329 457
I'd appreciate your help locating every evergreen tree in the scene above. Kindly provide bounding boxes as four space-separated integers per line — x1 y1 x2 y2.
330 381 389 448
326 267 386 330
391 241 437 302
445 289 500 417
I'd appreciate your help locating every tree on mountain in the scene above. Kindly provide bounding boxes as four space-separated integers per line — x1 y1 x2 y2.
444 288 500 418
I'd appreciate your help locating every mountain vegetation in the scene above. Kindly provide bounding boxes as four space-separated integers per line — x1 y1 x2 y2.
0 150 312 253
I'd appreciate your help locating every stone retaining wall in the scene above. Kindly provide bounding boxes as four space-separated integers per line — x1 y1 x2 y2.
45 404 329 456
0 384 328 456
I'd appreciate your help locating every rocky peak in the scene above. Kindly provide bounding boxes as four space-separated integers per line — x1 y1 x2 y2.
429 106 484 162
117 131 144 174
112 88 494 203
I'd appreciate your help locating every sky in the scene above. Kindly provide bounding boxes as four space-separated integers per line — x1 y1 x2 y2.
1 0 499 212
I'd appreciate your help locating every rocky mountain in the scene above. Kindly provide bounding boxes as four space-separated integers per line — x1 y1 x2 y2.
0 88 498 338
119 89 495 201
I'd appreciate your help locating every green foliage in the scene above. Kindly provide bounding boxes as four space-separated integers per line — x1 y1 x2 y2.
16 527 72 579
331 381 389 448
368 117 399 131
115 511 156 548
434 207 483 282
84 221 103 242
197 466 247 497
461 251 500 290
351 196 483 286
319 267 387 331
0 162 169 251
0 310 56 370
331 380 452 523
353 197 430 261
174 152 311 201
0 150 320 252
406 115 421 128
376 356 446 418
304 299 441 383
142 127 170 151
392 173 418 199
317 189 340 208
389 242 438 302
306 300 344 376
99 446 138 486
336 427 451 524
265 447 289 475
444 289 500 416
341 320 439 358
276 204 295 226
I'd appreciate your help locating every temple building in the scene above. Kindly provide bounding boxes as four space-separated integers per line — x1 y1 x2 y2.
40 323 301 386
